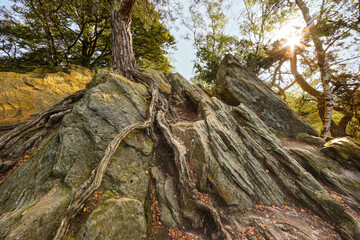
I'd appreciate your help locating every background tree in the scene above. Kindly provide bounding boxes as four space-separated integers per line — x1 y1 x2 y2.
185 0 239 85
0 0 175 72
282 0 359 138
237 0 359 139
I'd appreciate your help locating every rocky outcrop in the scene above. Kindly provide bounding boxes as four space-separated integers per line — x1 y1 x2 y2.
215 55 318 138
0 57 359 240
0 65 93 125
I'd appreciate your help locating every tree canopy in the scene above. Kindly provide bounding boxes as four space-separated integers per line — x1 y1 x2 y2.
180 0 359 139
0 0 176 72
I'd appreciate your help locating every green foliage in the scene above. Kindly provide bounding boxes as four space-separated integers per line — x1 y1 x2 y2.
132 2 176 73
188 0 239 85
287 92 323 133
0 0 176 72
237 0 294 72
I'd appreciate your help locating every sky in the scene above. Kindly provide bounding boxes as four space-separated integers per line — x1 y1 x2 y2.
168 22 196 80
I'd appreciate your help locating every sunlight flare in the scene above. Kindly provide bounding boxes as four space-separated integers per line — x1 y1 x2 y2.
286 32 301 50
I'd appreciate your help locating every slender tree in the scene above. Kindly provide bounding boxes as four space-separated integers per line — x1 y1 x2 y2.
295 0 333 139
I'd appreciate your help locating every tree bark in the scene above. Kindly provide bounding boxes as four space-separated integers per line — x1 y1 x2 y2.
330 113 354 137
111 0 138 79
290 53 322 99
296 0 334 139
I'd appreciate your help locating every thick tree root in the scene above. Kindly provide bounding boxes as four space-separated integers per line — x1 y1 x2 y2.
157 110 195 188
53 121 150 240
0 122 27 132
157 109 232 239
53 70 231 239
195 200 232 240
53 72 159 240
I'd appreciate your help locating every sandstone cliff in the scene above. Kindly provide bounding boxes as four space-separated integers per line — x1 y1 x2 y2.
0 65 94 125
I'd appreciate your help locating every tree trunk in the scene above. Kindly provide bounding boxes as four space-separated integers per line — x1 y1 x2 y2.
111 0 138 79
296 0 334 139
330 113 354 137
81 40 91 67
290 53 322 99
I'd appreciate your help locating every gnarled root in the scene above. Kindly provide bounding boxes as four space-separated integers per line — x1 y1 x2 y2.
157 108 232 239
0 90 86 152
53 72 159 240
0 122 27 132
53 70 231 239
195 200 233 240
53 121 150 240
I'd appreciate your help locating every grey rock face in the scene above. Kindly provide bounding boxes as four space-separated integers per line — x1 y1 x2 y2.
53 71 152 199
166 71 360 239
0 183 69 240
0 70 153 239
215 55 318 138
77 198 147 240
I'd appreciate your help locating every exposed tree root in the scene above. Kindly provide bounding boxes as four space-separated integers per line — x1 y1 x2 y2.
0 121 27 132
157 110 195 188
52 70 232 239
53 121 150 240
195 200 232 240
53 71 159 240
0 90 86 151
157 109 232 239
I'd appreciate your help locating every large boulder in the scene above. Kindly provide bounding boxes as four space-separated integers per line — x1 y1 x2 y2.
0 70 153 239
77 198 147 240
0 65 93 125
215 55 318 138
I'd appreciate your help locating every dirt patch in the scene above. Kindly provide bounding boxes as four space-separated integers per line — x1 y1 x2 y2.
233 203 341 239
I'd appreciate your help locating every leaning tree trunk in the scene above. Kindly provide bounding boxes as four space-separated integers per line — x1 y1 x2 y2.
290 53 322 99
330 112 354 137
111 0 138 79
296 0 334 139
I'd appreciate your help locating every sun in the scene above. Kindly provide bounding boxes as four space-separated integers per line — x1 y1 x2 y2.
270 30 306 58
286 32 302 50
270 19 307 57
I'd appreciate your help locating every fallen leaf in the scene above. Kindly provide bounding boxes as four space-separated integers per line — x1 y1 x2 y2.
83 207 87 212
266 214 270 218
265 170 269 173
